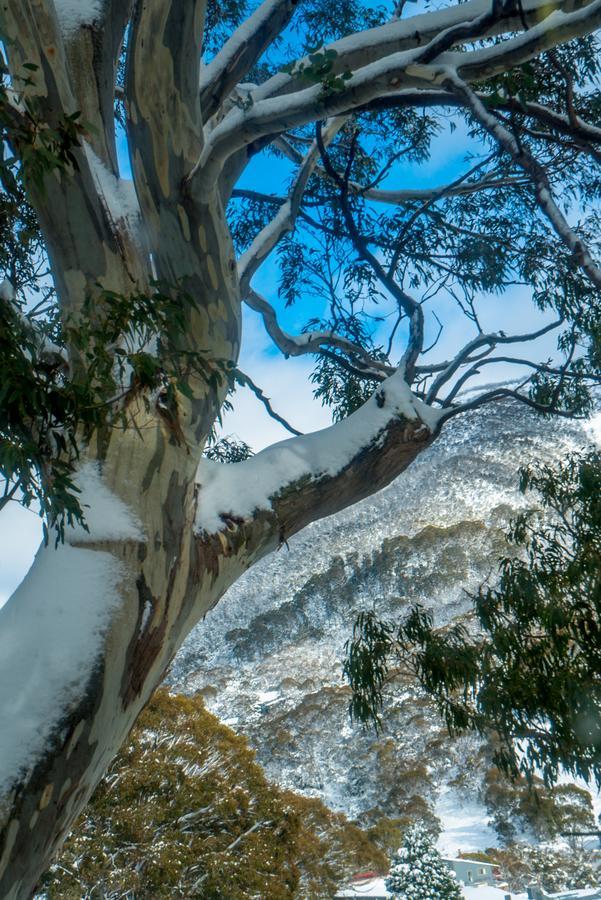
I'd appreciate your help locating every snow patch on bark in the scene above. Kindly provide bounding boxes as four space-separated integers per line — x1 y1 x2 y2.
0 542 123 799
83 145 141 236
71 461 144 543
195 373 441 534
55 0 104 35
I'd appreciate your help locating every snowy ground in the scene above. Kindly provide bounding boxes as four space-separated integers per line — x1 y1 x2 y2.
436 788 498 857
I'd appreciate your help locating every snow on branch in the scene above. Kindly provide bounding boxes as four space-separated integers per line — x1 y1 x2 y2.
195 367 442 535
0 463 142 800
250 0 571 109
54 0 103 37
197 0 601 180
199 0 299 122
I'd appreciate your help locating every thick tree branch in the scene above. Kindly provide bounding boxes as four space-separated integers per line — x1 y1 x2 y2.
232 170 528 209
197 0 601 183
251 0 578 107
199 0 299 122
195 368 442 541
56 0 135 172
126 0 241 445
246 288 393 378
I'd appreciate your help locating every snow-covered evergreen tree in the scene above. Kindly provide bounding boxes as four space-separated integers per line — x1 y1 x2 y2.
385 825 463 899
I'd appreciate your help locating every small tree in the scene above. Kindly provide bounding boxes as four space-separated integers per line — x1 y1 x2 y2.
385 824 462 899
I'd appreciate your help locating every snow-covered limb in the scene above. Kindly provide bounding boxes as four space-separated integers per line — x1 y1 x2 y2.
245 288 393 378
195 367 442 536
199 0 299 122
54 1 103 37
251 0 573 107
198 0 601 176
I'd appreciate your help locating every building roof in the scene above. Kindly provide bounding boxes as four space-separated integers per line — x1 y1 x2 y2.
443 857 498 869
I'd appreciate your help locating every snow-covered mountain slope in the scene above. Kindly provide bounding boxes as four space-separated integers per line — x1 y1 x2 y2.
168 402 593 838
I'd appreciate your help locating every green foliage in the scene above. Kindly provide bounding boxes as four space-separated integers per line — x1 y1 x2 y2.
486 843 600 893
228 28 601 420
204 436 253 462
484 766 596 843
1 280 232 543
344 449 601 787
42 689 388 898
282 47 353 95
307 315 386 420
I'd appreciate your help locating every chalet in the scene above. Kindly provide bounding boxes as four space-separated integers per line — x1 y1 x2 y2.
443 857 498 887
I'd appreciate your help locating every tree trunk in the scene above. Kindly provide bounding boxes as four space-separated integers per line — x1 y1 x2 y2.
0 399 437 897
0 3 443 893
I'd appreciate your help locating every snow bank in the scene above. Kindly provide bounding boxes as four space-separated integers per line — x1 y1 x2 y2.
436 787 498 857
0 463 143 797
196 372 441 533
0 542 123 797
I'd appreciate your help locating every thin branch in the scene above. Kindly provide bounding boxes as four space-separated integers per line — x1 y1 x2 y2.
426 318 563 404
245 288 392 378
316 122 424 380
445 72 601 291
235 369 302 436
439 384 586 425
442 353 601 406
237 117 346 293
191 821 272 892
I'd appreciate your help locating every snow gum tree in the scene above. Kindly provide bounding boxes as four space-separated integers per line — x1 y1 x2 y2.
1 0 601 894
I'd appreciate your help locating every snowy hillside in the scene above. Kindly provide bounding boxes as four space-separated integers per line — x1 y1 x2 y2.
169 401 596 847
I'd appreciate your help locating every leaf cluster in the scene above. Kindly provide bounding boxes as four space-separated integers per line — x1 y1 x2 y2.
282 47 352 95
344 449 601 787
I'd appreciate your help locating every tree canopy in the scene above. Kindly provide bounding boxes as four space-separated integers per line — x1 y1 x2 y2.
2 0 601 892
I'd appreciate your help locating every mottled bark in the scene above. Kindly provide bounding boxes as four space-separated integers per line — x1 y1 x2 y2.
0 0 598 894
